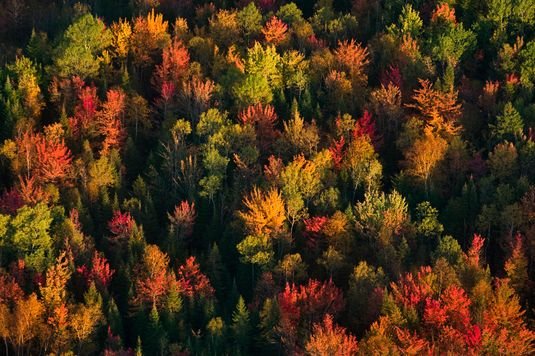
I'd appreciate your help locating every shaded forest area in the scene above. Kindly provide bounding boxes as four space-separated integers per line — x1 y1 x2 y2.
0 0 534 354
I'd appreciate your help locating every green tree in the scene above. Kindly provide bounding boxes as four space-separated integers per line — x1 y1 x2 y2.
231 296 251 354
491 103 524 142
9 203 54 272
237 3 262 42
54 13 112 79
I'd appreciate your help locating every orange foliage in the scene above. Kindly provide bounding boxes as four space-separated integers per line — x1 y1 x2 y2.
334 40 369 79
98 89 127 155
432 3 457 23
305 314 358 356
262 16 288 45
407 79 462 136
238 186 286 236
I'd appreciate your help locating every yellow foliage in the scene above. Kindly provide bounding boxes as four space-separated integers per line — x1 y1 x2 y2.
238 186 286 236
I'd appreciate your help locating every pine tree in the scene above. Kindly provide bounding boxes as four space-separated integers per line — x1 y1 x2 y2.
231 296 251 353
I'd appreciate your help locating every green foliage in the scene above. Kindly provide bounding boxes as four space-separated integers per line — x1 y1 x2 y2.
491 102 524 142
9 203 54 272
237 3 262 40
231 296 251 352
54 13 112 79
236 234 273 269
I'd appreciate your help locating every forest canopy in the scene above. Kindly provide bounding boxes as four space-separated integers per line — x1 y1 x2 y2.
0 0 534 355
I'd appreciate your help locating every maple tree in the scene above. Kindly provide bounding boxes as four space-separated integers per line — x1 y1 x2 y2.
262 16 288 46
305 314 358 356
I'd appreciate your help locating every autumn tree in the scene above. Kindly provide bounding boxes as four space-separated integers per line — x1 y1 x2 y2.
406 79 462 137
305 314 358 356
130 9 171 69
403 130 448 196
262 17 289 46
134 245 171 309
238 187 286 237
98 88 127 156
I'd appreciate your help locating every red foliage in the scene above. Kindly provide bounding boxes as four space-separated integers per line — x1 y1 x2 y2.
77 251 115 289
0 188 24 214
70 85 99 137
108 211 135 241
424 298 447 328
153 40 190 92
303 216 328 249
467 234 485 267
506 73 520 86
329 136 346 170
307 34 327 50
381 65 403 89
352 110 378 147
135 273 169 308
161 81 176 102
304 216 328 234
177 256 214 299
263 155 284 182
278 279 344 326
335 39 369 77
18 175 51 205
239 103 280 151
0 274 24 305
391 266 435 308
465 324 482 350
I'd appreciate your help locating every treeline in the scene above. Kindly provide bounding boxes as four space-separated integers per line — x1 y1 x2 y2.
0 0 534 355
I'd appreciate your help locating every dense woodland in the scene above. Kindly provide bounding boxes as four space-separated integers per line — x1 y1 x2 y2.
0 0 534 354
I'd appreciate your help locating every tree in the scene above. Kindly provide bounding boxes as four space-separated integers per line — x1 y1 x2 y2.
167 200 196 253
342 136 382 194
262 17 289 46
40 251 72 310
10 203 53 272
77 251 115 291
98 88 127 155
232 296 251 353
177 256 214 299
335 39 369 83
406 79 462 137
34 133 73 183
237 234 274 272
5 56 44 127
152 39 190 92
10 293 45 355
403 131 448 196
237 2 262 42
504 233 529 297
131 9 171 69
490 102 524 142
482 279 535 354
238 187 286 236
305 314 359 356
54 13 112 79
134 245 170 309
